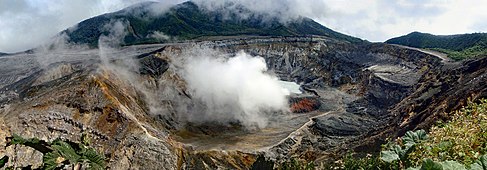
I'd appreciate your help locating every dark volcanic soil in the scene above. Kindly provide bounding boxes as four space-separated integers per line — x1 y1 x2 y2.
0 36 486 169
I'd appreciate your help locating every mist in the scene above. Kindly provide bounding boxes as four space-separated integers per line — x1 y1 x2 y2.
0 0 185 53
192 0 328 24
179 48 290 129
28 15 292 130
94 19 291 129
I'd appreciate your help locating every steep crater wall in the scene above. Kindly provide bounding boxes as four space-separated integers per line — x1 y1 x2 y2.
1 36 480 169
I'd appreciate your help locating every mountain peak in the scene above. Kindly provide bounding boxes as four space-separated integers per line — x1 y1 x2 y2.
63 1 362 47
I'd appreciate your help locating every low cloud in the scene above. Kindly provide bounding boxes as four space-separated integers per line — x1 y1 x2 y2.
0 0 184 53
192 0 328 24
98 19 129 64
33 33 90 69
147 31 172 41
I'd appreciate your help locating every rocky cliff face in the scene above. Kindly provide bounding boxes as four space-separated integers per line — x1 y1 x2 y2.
0 36 485 169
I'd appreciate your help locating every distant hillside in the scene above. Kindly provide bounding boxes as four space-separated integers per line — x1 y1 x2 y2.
386 32 487 60
63 1 362 48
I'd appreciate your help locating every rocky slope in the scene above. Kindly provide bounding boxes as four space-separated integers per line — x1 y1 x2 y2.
1 34 485 169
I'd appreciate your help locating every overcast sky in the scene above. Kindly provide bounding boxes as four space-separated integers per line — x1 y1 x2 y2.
0 0 486 53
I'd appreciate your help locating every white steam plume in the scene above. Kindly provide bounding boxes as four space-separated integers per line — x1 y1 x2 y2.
180 49 290 129
94 19 291 130
33 33 90 69
98 19 129 65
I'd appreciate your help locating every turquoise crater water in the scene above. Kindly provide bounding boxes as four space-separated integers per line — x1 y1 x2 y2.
278 80 302 94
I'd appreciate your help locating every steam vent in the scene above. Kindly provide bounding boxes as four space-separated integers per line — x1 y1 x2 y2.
1 1 487 169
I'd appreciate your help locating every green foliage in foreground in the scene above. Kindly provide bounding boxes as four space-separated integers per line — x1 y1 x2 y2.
0 155 8 168
404 155 487 170
278 158 315 170
380 130 428 167
331 99 487 169
286 98 482 170
408 99 487 166
5 134 106 170
252 99 487 169
251 156 316 170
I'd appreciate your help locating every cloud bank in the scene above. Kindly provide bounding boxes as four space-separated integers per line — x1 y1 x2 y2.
192 0 328 24
315 0 487 42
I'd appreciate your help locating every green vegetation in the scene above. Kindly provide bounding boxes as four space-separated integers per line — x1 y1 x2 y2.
380 130 428 168
0 155 8 168
251 156 316 170
326 98 487 169
379 130 486 169
338 153 394 169
4 134 106 170
386 32 487 60
64 1 362 47
252 97 487 169
429 45 487 61
408 98 487 166
277 159 315 170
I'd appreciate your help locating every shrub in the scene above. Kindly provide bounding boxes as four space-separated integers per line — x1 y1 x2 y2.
5 134 106 170
408 99 487 166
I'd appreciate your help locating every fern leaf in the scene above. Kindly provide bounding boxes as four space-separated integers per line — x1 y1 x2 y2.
81 148 106 170
0 155 8 168
51 140 81 164
43 151 64 170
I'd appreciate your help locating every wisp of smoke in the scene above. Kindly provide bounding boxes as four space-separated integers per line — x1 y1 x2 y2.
98 19 129 65
147 31 172 41
33 33 90 69
181 49 290 129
